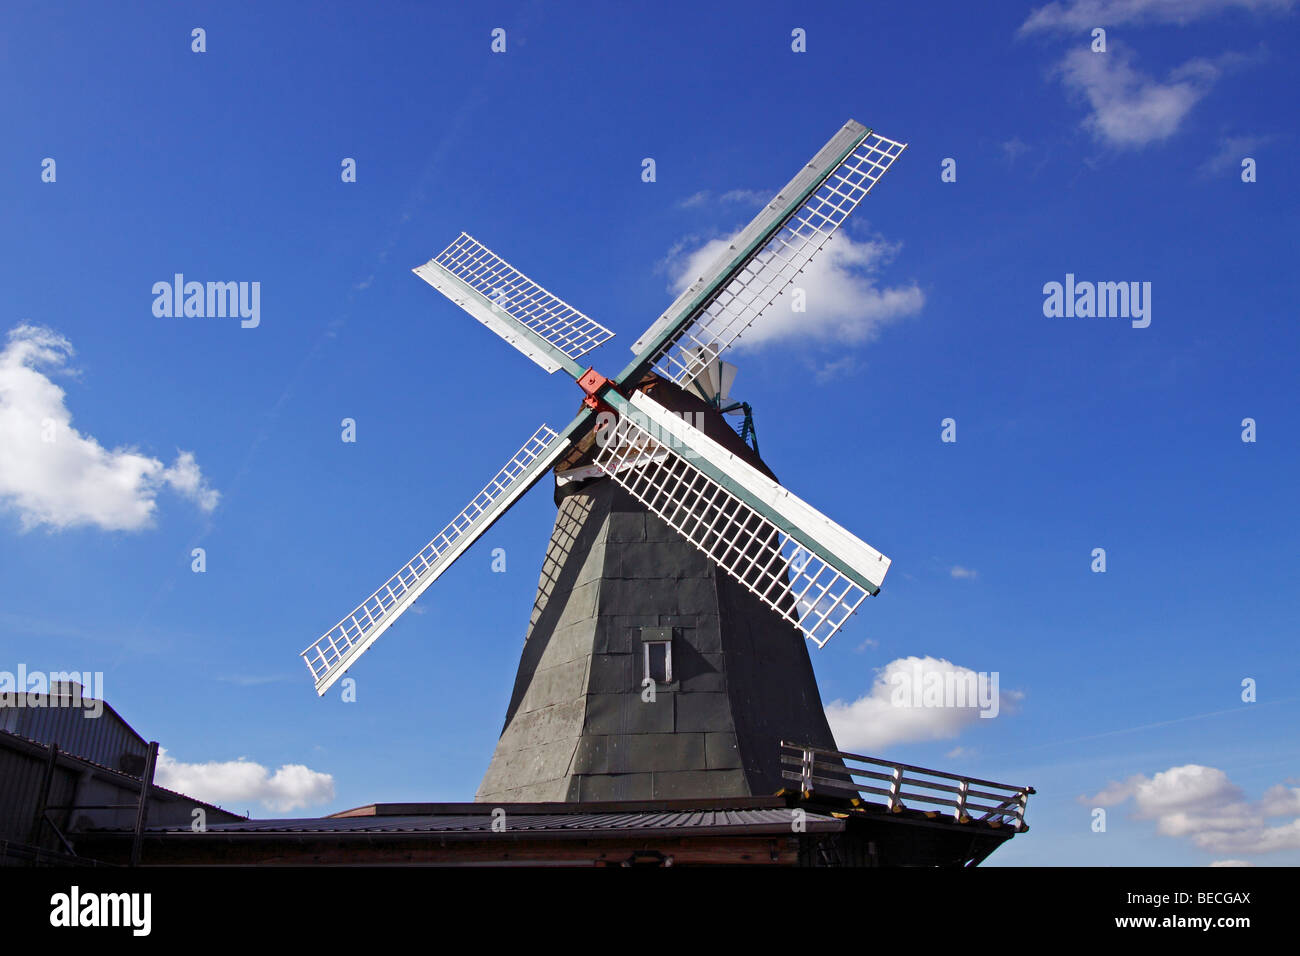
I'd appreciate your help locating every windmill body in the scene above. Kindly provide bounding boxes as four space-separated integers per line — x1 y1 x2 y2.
478 378 840 801
300 120 909 800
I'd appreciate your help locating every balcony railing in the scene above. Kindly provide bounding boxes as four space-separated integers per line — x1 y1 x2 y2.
780 741 1034 830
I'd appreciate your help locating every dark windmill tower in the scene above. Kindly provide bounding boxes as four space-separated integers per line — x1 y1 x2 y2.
476 367 851 802
301 120 907 801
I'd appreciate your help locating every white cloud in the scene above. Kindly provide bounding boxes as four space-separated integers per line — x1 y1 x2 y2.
1022 3 1289 156
155 747 335 814
1021 0 1293 33
1209 859 1256 866
950 565 979 580
719 188 769 205
824 656 1019 752
812 355 858 385
1082 765 1300 856
1082 773 1146 805
664 231 922 351
676 188 769 211
1199 133 1271 176
1001 137 1030 164
0 325 219 531
1056 46 1221 148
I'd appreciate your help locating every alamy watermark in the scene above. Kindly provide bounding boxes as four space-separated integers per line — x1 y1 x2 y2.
152 274 260 328
0 667 104 717
890 661 1001 718
50 886 150 936
593 409 707 460
1042 273 1150 329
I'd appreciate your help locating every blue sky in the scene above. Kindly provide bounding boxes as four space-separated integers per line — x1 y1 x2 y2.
2 0 1297 866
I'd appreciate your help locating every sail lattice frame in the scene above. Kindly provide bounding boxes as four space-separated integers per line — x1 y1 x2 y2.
300 423 567 693
429 232 614 362
592 413 869 646
651 133 908 388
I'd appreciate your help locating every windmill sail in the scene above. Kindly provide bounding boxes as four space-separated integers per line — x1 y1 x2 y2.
306 118 906 697
594 390 890 647
624 124 906 390
415 233 614 376
300 423 573 695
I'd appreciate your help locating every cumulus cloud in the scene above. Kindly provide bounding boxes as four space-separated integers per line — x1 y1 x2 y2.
1021 0 1293 33
0 325 219 531
664 231 922 351
1082 765 1300 856
825 656 1020 753
155 747 335 814
1056 46 1222 148
1083 773 1147 805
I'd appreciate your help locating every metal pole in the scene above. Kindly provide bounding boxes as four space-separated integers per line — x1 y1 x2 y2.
130 741 158 867
27 742 60 854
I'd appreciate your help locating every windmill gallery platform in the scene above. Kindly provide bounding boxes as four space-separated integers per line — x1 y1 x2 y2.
72 788 1028 868
10 687 1031 866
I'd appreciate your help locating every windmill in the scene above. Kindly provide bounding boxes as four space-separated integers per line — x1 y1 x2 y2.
301 120 908 801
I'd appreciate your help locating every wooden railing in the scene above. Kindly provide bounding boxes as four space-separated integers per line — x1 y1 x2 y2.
780 741 1034 830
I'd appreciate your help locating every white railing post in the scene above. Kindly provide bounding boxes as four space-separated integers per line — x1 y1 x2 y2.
888 766 903 812
955 779 969 822
801 748 814 793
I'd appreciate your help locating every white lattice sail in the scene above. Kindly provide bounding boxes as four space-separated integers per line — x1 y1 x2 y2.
633 129 907 389
593 393 890 646
415 233 614 374
300 424 571 694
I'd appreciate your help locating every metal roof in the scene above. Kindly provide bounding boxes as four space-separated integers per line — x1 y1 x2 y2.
1 692 148 769
90 806 842 837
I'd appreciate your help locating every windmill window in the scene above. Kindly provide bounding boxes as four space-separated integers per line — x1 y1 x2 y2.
644 642 672 684
639 626 675 686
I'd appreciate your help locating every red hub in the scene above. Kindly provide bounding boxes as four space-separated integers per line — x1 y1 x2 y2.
578 367 613 412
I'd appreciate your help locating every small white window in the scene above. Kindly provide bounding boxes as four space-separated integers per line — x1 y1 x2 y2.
644 641 672 684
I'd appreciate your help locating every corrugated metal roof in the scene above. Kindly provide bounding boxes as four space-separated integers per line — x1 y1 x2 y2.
92 807 841 836
1 693 147 769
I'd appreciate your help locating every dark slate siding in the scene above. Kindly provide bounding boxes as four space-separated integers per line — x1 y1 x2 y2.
477 382 845 802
